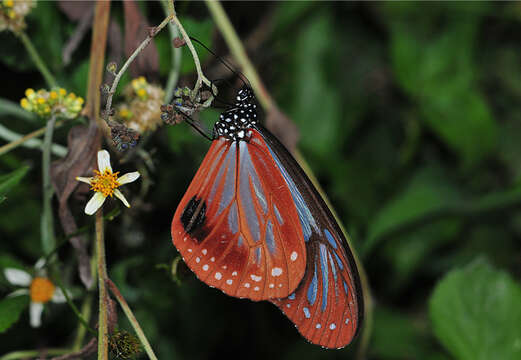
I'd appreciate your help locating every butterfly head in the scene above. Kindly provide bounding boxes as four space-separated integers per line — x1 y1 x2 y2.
213 87 258 141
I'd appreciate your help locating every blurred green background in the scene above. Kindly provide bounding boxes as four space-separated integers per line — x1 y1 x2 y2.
1 1 521 360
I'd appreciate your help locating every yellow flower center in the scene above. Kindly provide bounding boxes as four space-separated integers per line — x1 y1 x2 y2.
30 277 55 303
90 169 120 197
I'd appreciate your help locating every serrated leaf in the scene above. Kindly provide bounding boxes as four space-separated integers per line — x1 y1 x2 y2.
429 259 521 360
0 295 30 333
0 166 30 202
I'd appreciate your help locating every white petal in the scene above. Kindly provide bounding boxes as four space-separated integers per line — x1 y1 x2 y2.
117 172 140 185
97 150 112 173
85 192 106 215
30 302 44 328
114 189 130 208
4 268 32 286
34 258 46 271
7 289 30 298
75 177 93 184
51 288 67 303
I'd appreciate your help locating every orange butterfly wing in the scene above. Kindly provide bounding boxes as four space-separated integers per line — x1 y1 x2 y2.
171 135 307 301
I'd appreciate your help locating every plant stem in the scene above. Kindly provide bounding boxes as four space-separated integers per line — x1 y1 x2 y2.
0 349 69 360
0 120 64 156
170 14 213 97
0 122 67 157
161 0 182 103
95 210 109 360
18 31 57 88
0 97 38 123
42 116 57 255
73 293 94 351
53 275 97 336
107 279 159 360
104 14 174 120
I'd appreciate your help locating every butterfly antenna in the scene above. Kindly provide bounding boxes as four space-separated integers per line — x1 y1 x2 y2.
177 109 213 141
189 36 251 88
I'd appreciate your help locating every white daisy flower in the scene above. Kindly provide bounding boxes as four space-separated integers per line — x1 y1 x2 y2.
3 260 67 328
76 150 140 215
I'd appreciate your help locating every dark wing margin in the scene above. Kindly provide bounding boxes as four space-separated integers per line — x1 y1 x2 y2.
251 125 364 349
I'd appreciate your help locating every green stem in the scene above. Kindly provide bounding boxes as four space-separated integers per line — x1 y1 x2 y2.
0 97 38 123
161 0 182 103
0 119 64 157
42 116 57 255
0 122 67 157
0 124 67 157
0 349 68 360
73 293 94 351
96 210 109 360
104 14 174 120
107 279 158 360
53 275 97 336
18 31 57 88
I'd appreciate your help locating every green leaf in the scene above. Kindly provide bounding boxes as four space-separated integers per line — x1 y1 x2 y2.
364 166 461 254
0 166 30 204
429 258 521 360
372 306 449 360
388 11 497 166
290 12 341 156
0 295 30 333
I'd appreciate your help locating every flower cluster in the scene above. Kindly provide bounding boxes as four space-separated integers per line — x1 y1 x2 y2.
0 0 35 33
115 76 164 134
20 88 84 119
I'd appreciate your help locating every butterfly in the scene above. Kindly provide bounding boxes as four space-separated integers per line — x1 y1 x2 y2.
171 86 363 348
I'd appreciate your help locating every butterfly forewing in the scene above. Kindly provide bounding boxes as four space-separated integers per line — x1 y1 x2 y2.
254 125 363 348
172 135 307 301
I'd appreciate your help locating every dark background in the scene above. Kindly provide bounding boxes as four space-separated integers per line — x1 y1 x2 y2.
1 2 521 359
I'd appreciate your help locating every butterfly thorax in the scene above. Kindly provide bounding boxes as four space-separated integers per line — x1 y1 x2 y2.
213 87 258 141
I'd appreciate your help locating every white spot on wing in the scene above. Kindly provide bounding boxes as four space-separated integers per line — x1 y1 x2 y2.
329 323 336 330
244 283 250 288
202 264 209 271
290 251 298 261
202 249 207 255
271 267 283 276
195 257 200 263
226 279 233 285
251 275 262 282
215 272 222 280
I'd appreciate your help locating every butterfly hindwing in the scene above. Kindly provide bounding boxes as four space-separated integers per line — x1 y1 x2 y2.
172 136 307 301
253 125 363 349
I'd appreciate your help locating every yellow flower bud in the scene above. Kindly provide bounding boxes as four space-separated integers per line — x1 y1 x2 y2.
25 88 34 97
59 88 67 96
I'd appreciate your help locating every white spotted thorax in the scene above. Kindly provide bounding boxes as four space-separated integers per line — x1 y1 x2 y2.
213 87 258 141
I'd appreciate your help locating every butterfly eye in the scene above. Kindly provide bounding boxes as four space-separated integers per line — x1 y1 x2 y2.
120 143 128 150
130 140 137 147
